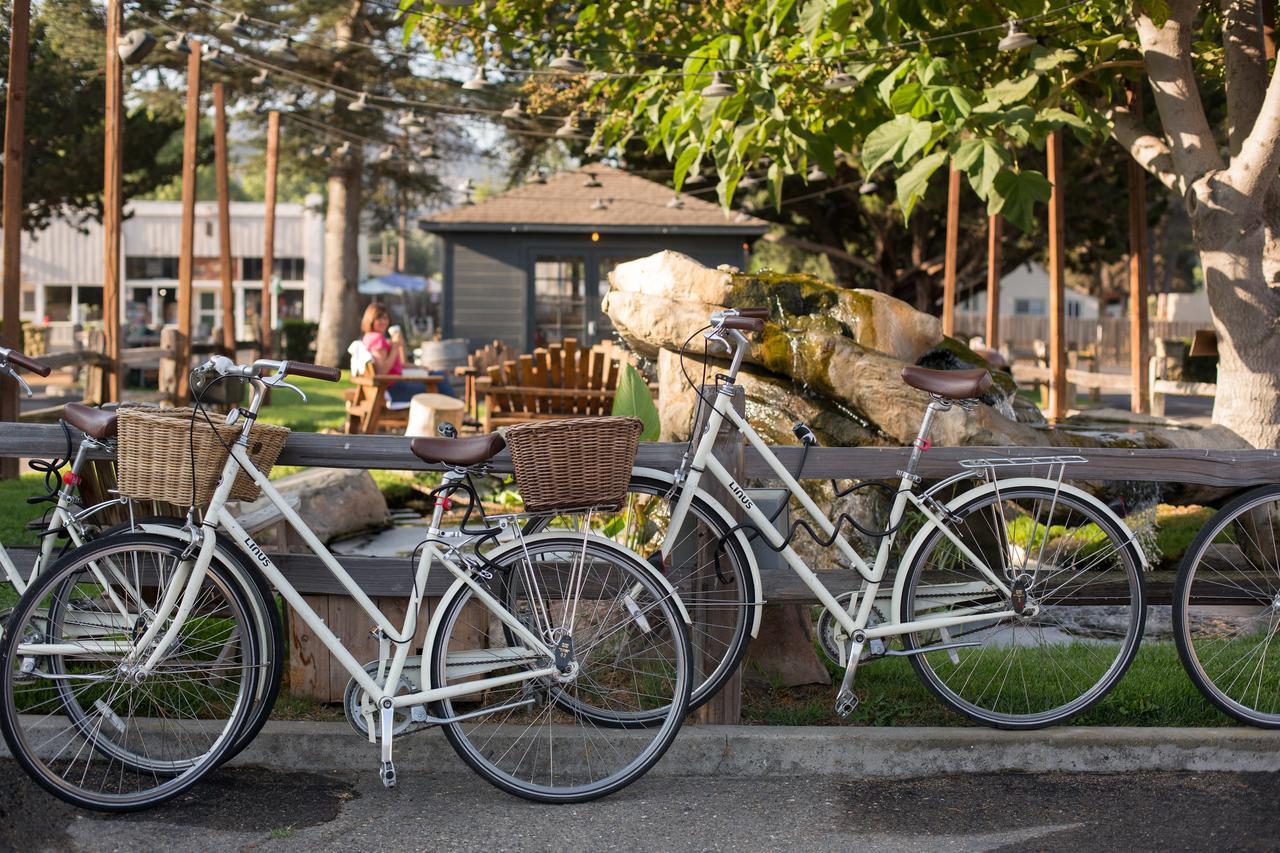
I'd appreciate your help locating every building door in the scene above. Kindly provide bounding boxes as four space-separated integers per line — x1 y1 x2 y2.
533 256 587 347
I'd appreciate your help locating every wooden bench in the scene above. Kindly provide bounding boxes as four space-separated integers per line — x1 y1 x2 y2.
344 363 442 435
453 339 517 429
482 338 623 432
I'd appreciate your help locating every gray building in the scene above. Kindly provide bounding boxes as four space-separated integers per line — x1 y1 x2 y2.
421 165 768 351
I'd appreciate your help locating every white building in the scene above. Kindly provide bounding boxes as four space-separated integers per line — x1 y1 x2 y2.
957 261 1099 319
6 196 332 348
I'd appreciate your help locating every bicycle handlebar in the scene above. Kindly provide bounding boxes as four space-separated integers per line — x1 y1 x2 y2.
721 316 764 333
282 361 341 382
0 347 52 377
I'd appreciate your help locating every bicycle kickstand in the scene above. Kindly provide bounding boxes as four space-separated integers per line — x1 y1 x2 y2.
379 698 397 788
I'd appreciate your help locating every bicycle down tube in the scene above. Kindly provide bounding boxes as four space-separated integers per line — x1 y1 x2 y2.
661 362 1017 644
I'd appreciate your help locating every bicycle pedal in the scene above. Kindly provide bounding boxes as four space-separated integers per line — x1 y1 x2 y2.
379 760 397 788
834 690 859 718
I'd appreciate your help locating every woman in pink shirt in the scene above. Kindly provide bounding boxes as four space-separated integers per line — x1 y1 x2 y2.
360 303 453 403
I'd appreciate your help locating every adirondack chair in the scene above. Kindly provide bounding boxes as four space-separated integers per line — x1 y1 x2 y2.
454 339 517 428
481 338 624 432
343 340 441 434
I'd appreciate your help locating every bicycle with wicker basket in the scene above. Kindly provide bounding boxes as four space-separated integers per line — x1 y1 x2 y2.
552 307 1149 730
0 355 692 812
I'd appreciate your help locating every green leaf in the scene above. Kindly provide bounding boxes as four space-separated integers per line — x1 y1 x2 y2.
952 137 1010 200
1035 107 1090 132
889 81 923 114
1031 47 1079 72
798 0 829 38
673 147 699 192
1136 0 1170 26
862 116 915 174
895 151 948 222
611 364 661 442
984 74 1040 106
898 119 934 164
990 168 1052 231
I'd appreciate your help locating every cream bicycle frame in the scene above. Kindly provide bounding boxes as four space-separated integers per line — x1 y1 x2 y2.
661 358 1017 658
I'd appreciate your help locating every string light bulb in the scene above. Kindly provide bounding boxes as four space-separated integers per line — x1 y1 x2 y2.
267 36 299 63
531 169 548 184
397 112 424 131
701 71 735 98
311 142 330 157
251 68 269 86
116 29 156 65
998 19 1035 51
461 66 490 90
204 47 229 69
591 197 608 211
165 32 192 56
348 91 369 112
219 13 252 40
666 194 684 209
501 101 530 121
549 49 586 74
417 145 439 159
859 181 879 194
807 165 828 181
334 141 352 157
823 69 857 90
378 145 396 162
555 114 579 137
584 141 604 157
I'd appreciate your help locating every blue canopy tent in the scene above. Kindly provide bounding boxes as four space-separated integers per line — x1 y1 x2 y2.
358 272 429 295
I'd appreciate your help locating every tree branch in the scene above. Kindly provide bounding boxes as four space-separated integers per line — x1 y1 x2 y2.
1222 0 1271 155
1108 106 1182 192
761 232 881 276
1134 1 1226 183
1224 57 1280 206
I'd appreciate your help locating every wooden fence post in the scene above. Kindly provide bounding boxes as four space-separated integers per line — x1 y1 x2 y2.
693 384 744 725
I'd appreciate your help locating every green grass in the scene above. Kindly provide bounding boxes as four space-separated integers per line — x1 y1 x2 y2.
741 640 1236 727
0 474 53 548
254 372 353 433
1154 504 1214 564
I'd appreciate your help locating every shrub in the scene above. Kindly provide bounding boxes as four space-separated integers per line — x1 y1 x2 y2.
281 320 318 362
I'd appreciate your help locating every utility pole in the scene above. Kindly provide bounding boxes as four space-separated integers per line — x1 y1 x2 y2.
261 110 279 357
176 39 201 403
1046 129 1068 422
214 82 235 353
1127 86 1151 414
1 0 30 478
941 162 961 338
985 214 1003 350
102 0 123 402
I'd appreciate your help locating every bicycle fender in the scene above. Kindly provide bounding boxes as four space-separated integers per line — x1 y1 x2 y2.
889 476 1149 619
422 531 694 666
632 466 764 638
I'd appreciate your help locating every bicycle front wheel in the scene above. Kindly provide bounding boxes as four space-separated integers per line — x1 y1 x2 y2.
1174 485 1280 727
430 535 691 803
900 484 1145 729
0 533 261 811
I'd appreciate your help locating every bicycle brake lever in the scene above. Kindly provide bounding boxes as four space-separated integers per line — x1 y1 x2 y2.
7 370 32 398
265 375 307 403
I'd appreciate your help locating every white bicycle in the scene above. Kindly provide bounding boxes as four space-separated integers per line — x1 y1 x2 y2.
0 355 691 811
567 307 1149 728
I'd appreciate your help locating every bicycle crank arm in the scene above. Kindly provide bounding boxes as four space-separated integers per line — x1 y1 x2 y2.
883 640 981 658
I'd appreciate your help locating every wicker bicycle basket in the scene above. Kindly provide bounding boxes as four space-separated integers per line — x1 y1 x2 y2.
116 407 290 506
505 417 643 513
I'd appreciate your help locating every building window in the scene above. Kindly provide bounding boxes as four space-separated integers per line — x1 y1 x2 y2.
534 257 585 346
1066 301 1082 318
242 257 305 281
125 256 179 280
20 285 35 315
196 291 219 341
77 286 103 324
44 286 72 322
1014 298 1046 315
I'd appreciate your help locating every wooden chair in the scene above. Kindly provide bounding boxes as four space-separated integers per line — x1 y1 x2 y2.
344 358 442 435
482 338 623 432
454 339 517 429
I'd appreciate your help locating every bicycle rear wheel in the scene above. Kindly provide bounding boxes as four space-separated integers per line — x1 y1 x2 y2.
1174 485 1280 727
430 535 691 802
0 533 261 811
900 484 1145 729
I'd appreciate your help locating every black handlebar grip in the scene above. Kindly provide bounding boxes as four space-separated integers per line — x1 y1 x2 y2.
736 307 769 319
285 361 342 382
722 316 765 333
7 350 51 377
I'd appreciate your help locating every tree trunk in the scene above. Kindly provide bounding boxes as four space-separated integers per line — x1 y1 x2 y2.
315 153 363 368
1200 226 1280 447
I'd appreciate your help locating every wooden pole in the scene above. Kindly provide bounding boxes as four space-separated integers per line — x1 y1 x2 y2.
985 214 1003 350
176 40 201 403
214 82 235 353
1046 129 1068 422
1 0 30 478
1263 0 1275 60
101 0 123 403
1127 86 1152 415
261 110 279 357
941 162 961 338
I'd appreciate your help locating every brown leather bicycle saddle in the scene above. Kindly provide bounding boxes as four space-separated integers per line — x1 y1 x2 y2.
900 366 992 399
63 402 118 440
410 432 506 467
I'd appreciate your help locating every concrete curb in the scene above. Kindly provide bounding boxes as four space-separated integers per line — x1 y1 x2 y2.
228 722 1280 778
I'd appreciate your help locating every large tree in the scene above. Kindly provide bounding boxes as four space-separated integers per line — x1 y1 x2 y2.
411 1 1280 446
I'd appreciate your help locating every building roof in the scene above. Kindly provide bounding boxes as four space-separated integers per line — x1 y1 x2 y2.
421 165 769 236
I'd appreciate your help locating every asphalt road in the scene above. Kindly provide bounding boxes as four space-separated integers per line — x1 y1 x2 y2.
2 762 1277 852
